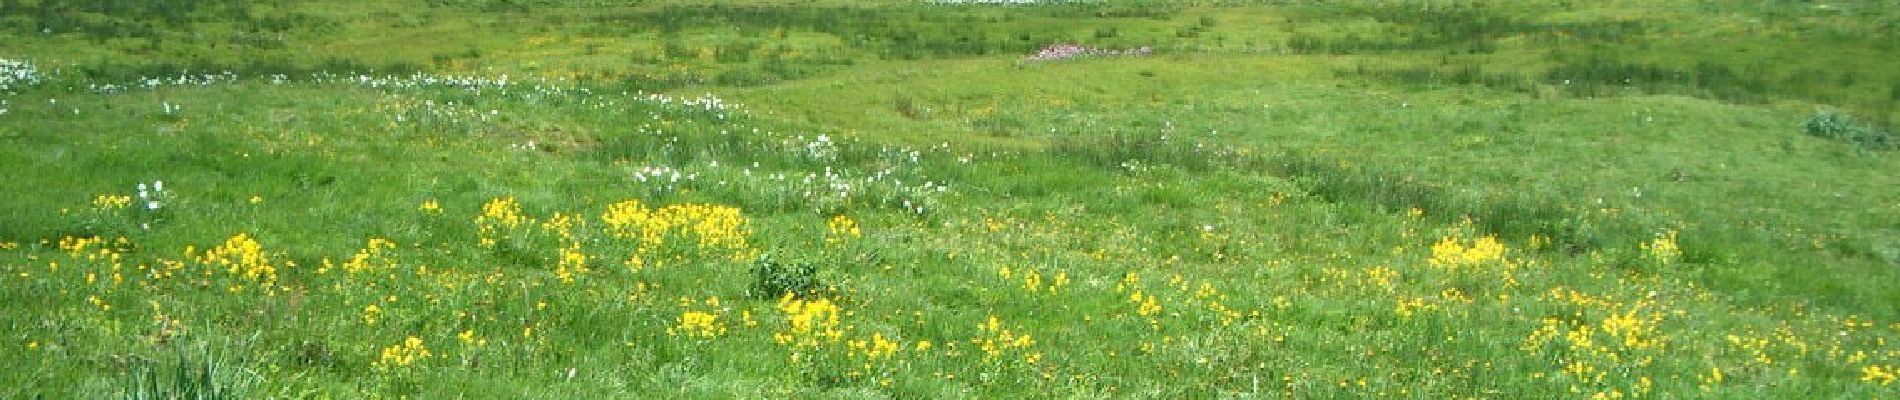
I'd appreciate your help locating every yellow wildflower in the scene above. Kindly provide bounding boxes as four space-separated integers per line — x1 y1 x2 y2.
973 315 1035 363
1130 291 1162 317
1429 234 1507 268
555 243 590 283
1864 364 1897 385
196 233 278 294
476 197 532 246
826 215 861 245
775 294 844 347
363 304 382 325
373 336 433 370
850 333 900 360
671 310 726 338
458 329 487 347
600 200 753 266
93 194 133 209
1639 230 1682 267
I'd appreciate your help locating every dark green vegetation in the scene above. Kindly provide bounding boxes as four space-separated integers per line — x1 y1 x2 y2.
2 0 1896 397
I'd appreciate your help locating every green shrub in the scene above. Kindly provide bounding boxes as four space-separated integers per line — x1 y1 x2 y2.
748 254 832 300
1803 110 1894 151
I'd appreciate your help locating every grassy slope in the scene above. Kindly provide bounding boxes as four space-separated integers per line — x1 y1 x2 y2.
726 53 1900 315
2 0 1897 398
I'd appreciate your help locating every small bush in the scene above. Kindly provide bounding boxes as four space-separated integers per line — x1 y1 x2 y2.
1803 111 1894 151
748 254 832 300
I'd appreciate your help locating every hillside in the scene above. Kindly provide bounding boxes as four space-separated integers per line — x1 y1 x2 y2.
1 1 1896 397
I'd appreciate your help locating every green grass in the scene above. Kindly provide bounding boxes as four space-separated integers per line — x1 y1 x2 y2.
2 0 1897 397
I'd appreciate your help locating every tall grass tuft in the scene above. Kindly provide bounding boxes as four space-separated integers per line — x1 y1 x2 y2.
122 345 247 400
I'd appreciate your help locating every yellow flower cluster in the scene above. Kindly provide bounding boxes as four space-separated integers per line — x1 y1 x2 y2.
59 235 103 256
87 295 111 312
1393 297 1438 318
669 297 728 338
1362 266 1400 292
657 204 751 253
458 329 488 347
1428 234 1508 269
373 336 433 370
998 265 1069 294
773 294 844 350
418 199 441 213
600 199 655 239
973 315 1038 364
1724 333 1774 367
328 238 396 274
1113 272 1169 331
765 293 908 374
1523 289 1670 395
363 303 383 325
554 243 590 283
195 233 278 294
55 236 130 285
825 215 861 245
1601 306 1665 351
475 197 532 247
1117 272 1163 314
600 200 752 269
1129 290 1163 317
1193 282 1242 327
1639 230 1682 267
148 259 185 280
92 194 132 209
541 212 582 243
1532 301 1668 357
1863 364 1896 385
673 311 726 338
847 333 900 360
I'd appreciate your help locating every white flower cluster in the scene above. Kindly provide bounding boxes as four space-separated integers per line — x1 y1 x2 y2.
0 58 43 93
638 91 740 116
615 129 956 216
1 58 44 117
89 71 239 93
383 95 521 132
769 162 950 215
136 180 169 211
632 165 697 186
335 72 514 92
785 140 953 215
801 134 837 160
1022 44 1153 63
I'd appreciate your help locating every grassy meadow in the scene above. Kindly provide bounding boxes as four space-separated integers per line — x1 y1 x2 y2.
2 0 1898 397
